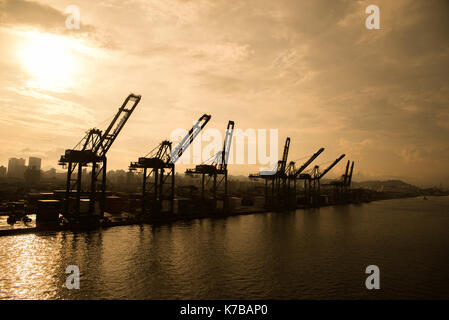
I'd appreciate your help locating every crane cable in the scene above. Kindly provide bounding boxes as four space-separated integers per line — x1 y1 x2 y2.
72 114 115 150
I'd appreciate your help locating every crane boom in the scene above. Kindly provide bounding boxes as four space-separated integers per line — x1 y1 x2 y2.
219 120 235 172
294 147 324 178
94 94 141 157
258 137 290 177
170 114 211 164
59 93 141 165
347 161 354 187
318 154 345 179
279 137 290 174
343 160 350 185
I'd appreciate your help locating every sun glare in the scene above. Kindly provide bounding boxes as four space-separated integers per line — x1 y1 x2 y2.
19 32 78 92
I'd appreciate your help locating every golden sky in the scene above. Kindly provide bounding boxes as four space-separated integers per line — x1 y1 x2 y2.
0 0 448 186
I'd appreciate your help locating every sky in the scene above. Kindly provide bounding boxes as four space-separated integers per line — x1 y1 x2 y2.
0 0 448 187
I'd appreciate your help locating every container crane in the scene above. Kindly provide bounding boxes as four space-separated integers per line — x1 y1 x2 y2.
185 120 235 200
59 93 141 221
327 159 355 203
287 147 325 206
130 114 211 215
249 137 290 210
311 154 345 206
330 159 355 190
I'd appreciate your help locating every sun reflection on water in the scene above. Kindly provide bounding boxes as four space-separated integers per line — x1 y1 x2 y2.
0 234 63 299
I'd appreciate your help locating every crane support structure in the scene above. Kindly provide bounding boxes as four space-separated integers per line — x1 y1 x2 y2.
185 121 235 202
59 93 141 220
130 114 211 216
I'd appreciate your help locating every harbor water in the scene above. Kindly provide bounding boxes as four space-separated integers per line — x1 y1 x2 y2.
1 196 449 299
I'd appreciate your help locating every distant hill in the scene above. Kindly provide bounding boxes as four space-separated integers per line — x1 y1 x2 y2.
351 179 421 193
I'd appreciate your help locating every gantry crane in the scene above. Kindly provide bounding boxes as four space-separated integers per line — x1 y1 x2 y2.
185 121 235 200
327 160 355 203
249 137 291 210
59 93 141 220
330 160 355 190
130 114 211 215
342 160 355 191
287 147 325 205
311 154 345 206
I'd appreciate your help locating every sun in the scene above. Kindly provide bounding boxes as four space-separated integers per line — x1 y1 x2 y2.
19 32 78 91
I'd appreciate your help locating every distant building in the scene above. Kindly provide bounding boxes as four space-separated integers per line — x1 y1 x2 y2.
0 165 6 177
7 158 26 179
28 157 42 171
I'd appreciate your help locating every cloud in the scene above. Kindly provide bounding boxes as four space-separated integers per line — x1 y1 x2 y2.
0 0 95 35
399 146 425 163
1 0 449 186
0 86 95 132
338 138 374 157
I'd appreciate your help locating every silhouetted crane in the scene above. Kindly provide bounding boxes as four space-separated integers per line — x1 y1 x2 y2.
249 137 291 210
311 154 345 206
59 93 141 220
130 114 211 215
185 120 235 200
287 147 325 206
326 159 355 203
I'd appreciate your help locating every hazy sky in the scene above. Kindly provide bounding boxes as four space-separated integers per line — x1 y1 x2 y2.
0 0 448 186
